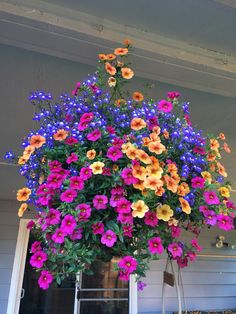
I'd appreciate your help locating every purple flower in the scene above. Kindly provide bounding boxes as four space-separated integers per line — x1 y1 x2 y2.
204 210 217 226
101 230 117 247
38 270 53 290
70 228 83 240
137 281 147 291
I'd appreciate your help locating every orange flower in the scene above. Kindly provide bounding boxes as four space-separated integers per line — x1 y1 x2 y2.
146 165 163 179
219 132 226 140
123 38 132 46
121 67 134 79
53 129 69 141
132 165 147 181
108 77 117 87
143 176 163 190
210 138 220 151
223 143 231 153
105 62 117 76
98 54 107 61
179 197 191 214
209 163 216 172
23 145 35 157
126 146 137 160
217 162 227 177
18 156 28 165
150 132 160 141
131 200 149 218
17 187 31 202
152 126 161 135
163 130 169 139
133 179 145 191
18 203 28 217
86 149 96 160
207 152 217 162
116 61 124 67
150 156 160 168
30 135 46 149
164 175 178 193
115 99 126 106
155 186 165 196
201 171 212 183
142 137 151 146
132 92 144 102
148 141 166 155
177 182 190 196
114 48 128 56
106 53 116 61
136 149 152 164
171 173 180 184
131 118 146 130
122 142 133 153
167 163 178 175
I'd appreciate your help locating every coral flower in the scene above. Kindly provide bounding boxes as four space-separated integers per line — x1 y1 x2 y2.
204 191 220 205
90 161 105 174
105 62 117 76
30 135 46 148
53 129 68 141
107 146 123 161
60 189 77 203
136 149 152 164
132 165 147 180
132 91 144 102
148 141 166 155
114 48 128 55
38 270 53 290
179 197 191 214
124 38 132 46
18 203 28 217
30 251 47 268
156 204 173 221
131 200 149 218
210 138 220 151
144 176 163 190
223 143 231 153
98 54 107 60
106 53 116 60
17 187 31 201
177 182 190 196
133 179 145 191
164 175 178 193
158 100 173 113
155 186 165 196
23 145 35 156
148 237 164 254
101 230 117 247
217 162 228 177
87 129 102 141
131 118 146 130
168 242 183 258
86 149 96 160
108 77 117 87
121 67 134 79
93 195 108 210
18 156 28 165
126 146 138 160
118 256 137 273
115 98 126 106
144 211 158 227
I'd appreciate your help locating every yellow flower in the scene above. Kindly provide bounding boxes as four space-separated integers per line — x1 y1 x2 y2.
108 77 116 87
17 187 31 202
219 187 230 198
121 142 133 153
179 197 191 214
201 171 212 184
90 161 105 174
131 200 149 218
18 203 28 217
156 204 173 221
86 149 96 160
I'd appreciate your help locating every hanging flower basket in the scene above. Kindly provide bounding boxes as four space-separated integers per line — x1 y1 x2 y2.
6 39 235 290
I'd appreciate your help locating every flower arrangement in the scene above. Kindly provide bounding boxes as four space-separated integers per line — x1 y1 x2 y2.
6 39 235 290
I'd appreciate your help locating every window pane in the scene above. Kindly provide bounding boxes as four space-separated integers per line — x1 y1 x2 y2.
79 300 128 314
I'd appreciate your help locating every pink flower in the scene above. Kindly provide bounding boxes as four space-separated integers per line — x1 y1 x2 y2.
184 114 192 126
112 137 125 148
38 270 53 290
102 167 111 176
171 225 181 238
93 195 108 210
80 112 94 123
117 213 134 225
87 129 102 141
116 198 131 214
204 210 217 226
199 205 209 214
110 194 124 207
46 208 61 225
144 212 158 227
191 239 202 252
167 91 180 99
65 137 78 145
106 126 115 134
47 173 64 189
61 214 77 235
27 220 35 230
30 251 47 268
187 251 196 262
36 195 52 206
36 183 54 196
65 114 74 122
69 176 84 190
31 241 42 253
193 146 206 155
70 228 83 240
121 168 139 185
118 269 130 281
118 256 138 273
158 100 173 113
80 167 92 180
92 222 104 235
176 257 188 268
53 168 70 180
52 228 66 243
191 177 205 189
168 242 183 258
76 203 92 221
60 189 77 203
148 237 164 255
48 160 62 172
78 121 89 131
148 116 158 130
107 146 123 161
217 214 233 231
204 191 220 205
101 230 117 247
66 153 78 164
111 186 125 195
123 225 133 237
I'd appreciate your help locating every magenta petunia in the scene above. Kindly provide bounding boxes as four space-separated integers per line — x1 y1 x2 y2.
121 168 139 185
30 251 47 268
111 186 125 195
92 222 105 235
27 220 35 230
158 100 173 113
101 230 117 247
123 225 133 237
69 176 84 191
48 160 62 172
106 126 116 134
80 167 93 180
144 211 158 227
118 269 130 281
52 228 66 243
45 208 61 225
87 129 102 141
167 91 180 99
38 270 53 290
193 146 206 155
204 191 220 205
78 121 89 131
112 137 125 148
191 238 202 252
171 225 181 238
176 257 188 268
66 153 78 164
102 167 111 176
110 194 124 207
31 241 42 253
191 177 205 189
61 214 77 235
80 112 94 123
93 195 108 210
47 173 64 189
217 214 233 231
116 198 131 214
70 228 83 240
168 242 183 258
148 237 164 255
117 212 134 225
199 205 209 214
36 183 54 196
187 251 197 262
118 256 138 273
107 146 123 161
204 210 217 226
65 137 78 145
60 189 77 203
